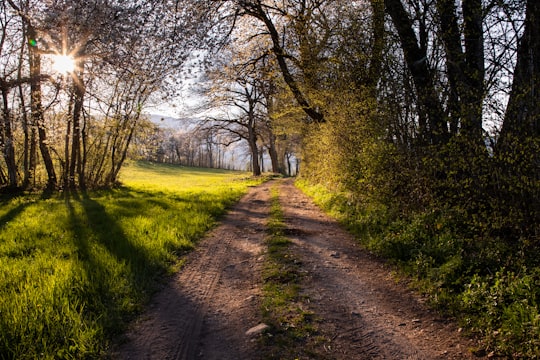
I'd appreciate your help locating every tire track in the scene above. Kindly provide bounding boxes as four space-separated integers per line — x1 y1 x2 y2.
172 238 230 360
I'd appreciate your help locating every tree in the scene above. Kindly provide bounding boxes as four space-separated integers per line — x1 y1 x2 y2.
384 0 448 144
6 0 59 190
221 0 332 123
0 2 20 189
1 0 213 191
198 18 291 176
201 65 266 176
498 0 540 148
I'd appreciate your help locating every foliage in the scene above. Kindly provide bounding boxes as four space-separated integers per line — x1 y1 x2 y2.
461 269 540 358
0 161 260 359
292 5 539 349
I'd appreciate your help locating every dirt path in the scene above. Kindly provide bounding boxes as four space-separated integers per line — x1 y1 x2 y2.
112 179 484 359
113 181 272 359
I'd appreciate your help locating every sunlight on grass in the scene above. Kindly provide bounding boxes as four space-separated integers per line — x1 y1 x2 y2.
119 161 250 193
0 162 261 359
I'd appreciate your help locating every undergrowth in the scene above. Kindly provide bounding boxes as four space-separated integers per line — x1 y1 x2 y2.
296 178 540 359
261 185 318 360
0 161 261 359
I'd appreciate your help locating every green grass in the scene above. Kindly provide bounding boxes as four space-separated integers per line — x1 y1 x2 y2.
261 185 319 360
0 161 262 359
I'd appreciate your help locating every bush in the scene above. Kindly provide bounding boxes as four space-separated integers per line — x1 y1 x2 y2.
461 269 540 358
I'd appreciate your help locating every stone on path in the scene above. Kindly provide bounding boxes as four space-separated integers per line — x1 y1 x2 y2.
245 323 270 337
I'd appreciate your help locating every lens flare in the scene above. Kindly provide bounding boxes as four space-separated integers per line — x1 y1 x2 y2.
51 54 76 74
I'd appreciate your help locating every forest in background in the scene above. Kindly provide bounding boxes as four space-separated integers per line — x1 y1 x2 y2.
1 0 539 357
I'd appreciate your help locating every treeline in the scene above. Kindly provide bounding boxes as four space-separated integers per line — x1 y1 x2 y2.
135 124 241 170
134 120 299 174
207 0 539 356
0 0 212 190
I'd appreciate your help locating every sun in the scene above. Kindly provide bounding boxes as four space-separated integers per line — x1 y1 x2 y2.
51 54 76 74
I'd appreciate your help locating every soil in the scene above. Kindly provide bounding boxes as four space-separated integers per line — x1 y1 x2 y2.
112 179 486 360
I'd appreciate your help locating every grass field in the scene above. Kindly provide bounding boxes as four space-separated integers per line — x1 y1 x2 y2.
0 161 261 359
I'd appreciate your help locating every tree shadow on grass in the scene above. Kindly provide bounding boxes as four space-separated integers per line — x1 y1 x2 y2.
0 192 39 231
64 190 168 338
83 191 167 274
0 203 30 231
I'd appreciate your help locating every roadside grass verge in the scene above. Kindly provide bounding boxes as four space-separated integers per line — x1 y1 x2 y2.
0 161 261 359
296 179 540 358
261 185 318 359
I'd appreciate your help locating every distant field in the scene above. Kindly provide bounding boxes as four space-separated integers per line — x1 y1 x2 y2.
0 162 261 359
119 161 251 192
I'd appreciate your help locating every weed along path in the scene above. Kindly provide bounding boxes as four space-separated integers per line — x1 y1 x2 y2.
113 179 485 359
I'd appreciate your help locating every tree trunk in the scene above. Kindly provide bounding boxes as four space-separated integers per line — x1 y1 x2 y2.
29 125 37 188
63 94 73 188
499 0 540 148
437 0 485 149
20 82 36 189
461 0 484 141
18 28 35 189
268 142 280 174
34 105 58 190
1 89 18 189
79 107 88 188
69 67 85 189
286 153 292 177
29 46 57 190
266 127 281 174
259 147 264 173
384 0 448 145
437 0 462 135
248 126 261 176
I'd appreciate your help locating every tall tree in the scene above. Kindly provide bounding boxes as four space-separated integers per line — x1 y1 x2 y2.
0 9 19 189
7 0 59 190
498 0 540 148
437 0 485 144
232 0 327 123
384 0 448 144
201 68 266 176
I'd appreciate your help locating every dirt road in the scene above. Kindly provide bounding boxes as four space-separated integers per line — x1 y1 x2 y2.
113 179 484 359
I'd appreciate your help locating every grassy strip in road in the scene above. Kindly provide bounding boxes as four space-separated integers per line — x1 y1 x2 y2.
0 161 261 359
261 185 318 359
